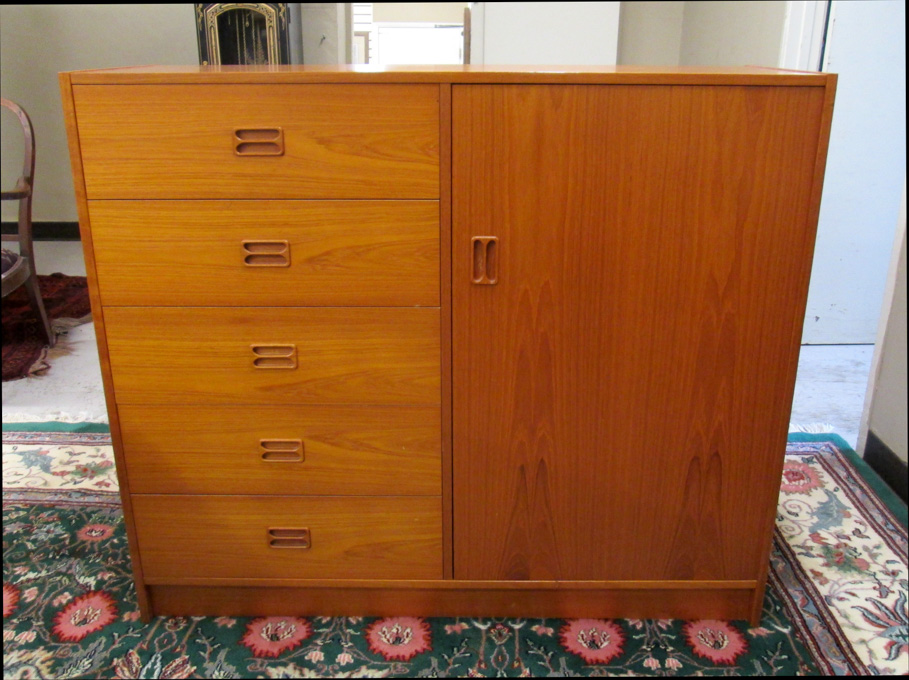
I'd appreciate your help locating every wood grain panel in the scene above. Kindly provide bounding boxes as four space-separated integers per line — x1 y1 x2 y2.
439 82 454 578
89 200 439 307
68 65 832 88
59 72 154 619
104 307 440 405
148 583 755 621
119 404 440 495
452 84 828 582
132 495 442 580
747 75 838 625
73 84 439 199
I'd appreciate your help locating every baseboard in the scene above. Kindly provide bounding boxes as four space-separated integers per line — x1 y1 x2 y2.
1 221 80 241
864 430 908 504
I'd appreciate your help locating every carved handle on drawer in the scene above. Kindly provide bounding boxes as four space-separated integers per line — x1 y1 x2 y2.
471 236 498 285
267 527 311 549
243 240 290 267
234 128 284 156
251 344 297 369
259 439 304 462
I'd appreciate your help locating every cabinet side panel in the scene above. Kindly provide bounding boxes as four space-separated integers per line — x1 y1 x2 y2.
452 84 828 581
748 73 838 622
58 73 151 618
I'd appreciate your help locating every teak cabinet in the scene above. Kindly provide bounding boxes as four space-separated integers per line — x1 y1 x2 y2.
60 66 836 623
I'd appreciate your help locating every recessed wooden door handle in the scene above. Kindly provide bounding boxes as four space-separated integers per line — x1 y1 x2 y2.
251 344 297 369
259 439 304 462
243 240 290 267
234 128 284 156
267 527 311 549
471 236 498 284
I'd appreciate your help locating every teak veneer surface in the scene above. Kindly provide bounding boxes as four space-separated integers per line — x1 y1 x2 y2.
148 584 755 620
104 307 441 405
119 404 441 496
452 84 827 582
60 72 153 616
67 64 830 86
439 82 454 580
89 200 440 307
73 84 439 199
132 495 443 581
59 66 836 623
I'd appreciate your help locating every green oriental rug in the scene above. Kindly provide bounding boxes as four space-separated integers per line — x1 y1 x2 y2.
2 423 907 678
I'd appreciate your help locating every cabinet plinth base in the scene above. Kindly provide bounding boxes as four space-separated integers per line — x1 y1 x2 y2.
148 582 761 624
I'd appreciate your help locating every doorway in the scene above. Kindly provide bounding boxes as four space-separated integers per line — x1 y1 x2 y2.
351 3 468 65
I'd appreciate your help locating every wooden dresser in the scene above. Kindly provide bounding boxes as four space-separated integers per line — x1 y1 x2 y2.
60 66 836 623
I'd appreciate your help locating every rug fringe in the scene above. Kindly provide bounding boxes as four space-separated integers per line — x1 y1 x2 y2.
17 316 94 379
2 411 109 424
24 346 52 378
789 422 836 433
51 314 93 332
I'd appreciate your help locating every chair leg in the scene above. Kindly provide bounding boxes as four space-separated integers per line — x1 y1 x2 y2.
23 274 55 348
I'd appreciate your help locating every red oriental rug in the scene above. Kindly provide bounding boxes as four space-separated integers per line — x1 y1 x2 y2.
1 274 91 382
2 426 907 677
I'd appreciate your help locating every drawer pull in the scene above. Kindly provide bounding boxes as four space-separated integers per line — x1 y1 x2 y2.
471 236 498 285
259 439 304 462
234 128 284 156
243 240 290 267
267 527 311 549
251 344 297 369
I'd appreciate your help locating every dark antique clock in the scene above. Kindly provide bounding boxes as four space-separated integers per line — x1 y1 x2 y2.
195 3 291 65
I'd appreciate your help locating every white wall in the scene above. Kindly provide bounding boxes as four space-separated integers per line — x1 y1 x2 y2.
475 2 620 66
802 0 907 343
617 1 788 67
678 1 788 66
0 4 197 222
288 3 305 65
300 3 351 65
861 185 908 462
617 1 684 66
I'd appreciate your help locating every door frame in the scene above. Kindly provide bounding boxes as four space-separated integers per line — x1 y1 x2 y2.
779 0 830 71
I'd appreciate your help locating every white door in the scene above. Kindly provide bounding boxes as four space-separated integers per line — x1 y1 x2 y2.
802 0 906 343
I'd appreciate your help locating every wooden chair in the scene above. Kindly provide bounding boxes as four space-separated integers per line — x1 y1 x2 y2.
1 97 54 347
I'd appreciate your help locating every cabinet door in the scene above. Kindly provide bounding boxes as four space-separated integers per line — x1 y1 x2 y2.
452 84 827 581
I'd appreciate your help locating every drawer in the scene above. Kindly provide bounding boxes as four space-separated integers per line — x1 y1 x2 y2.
132 495 443 581
120 404 441 495
89 200 439 307
73 84 439 199
104 307 440 405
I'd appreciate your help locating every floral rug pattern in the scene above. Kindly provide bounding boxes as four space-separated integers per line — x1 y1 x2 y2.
2 430 117 496
773 441 908 675
3 428 907 678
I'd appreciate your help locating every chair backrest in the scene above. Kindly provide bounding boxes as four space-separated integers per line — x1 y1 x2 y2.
1 98 35 195
1 98 36 251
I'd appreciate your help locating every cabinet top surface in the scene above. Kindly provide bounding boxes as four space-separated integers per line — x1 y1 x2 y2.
65 64 833 86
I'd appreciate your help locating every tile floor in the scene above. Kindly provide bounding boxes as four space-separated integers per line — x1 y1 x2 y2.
2 241 875 451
